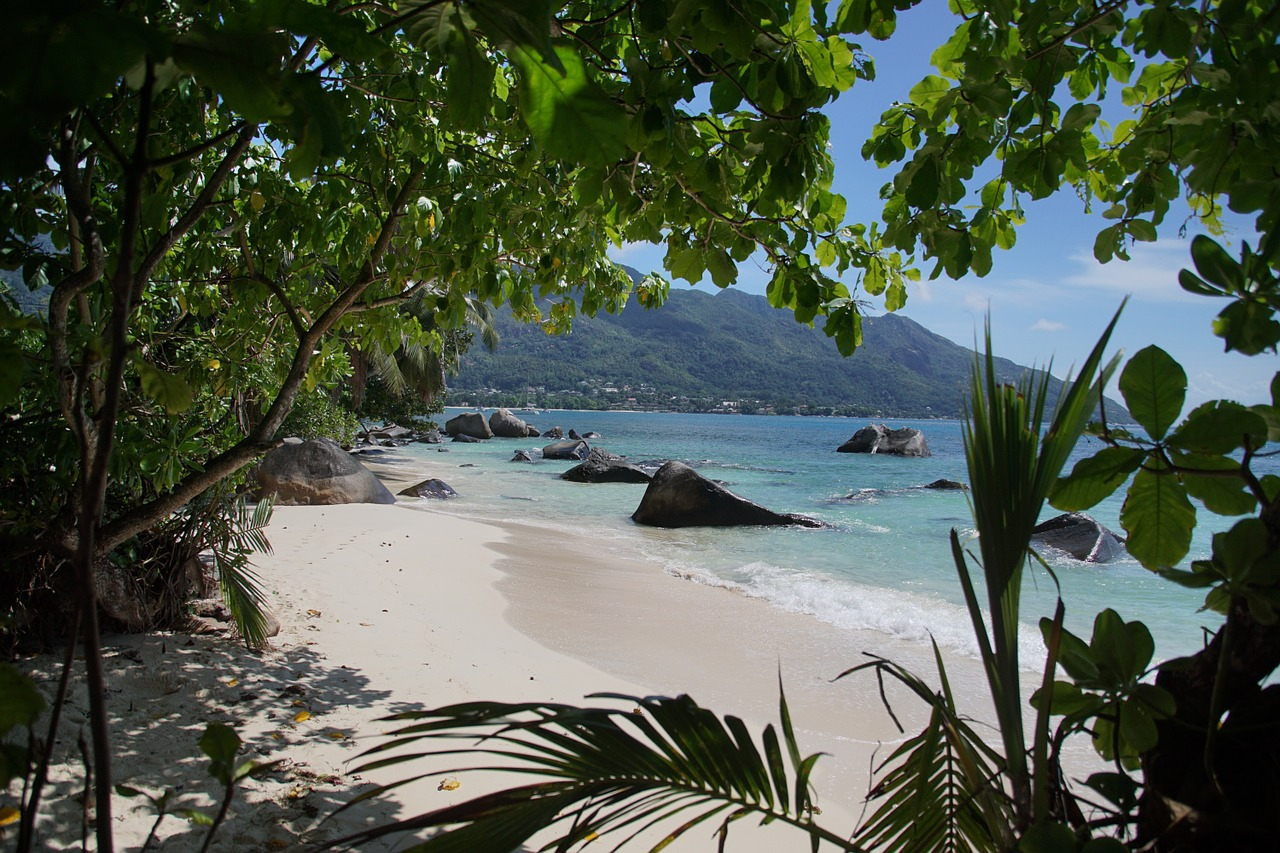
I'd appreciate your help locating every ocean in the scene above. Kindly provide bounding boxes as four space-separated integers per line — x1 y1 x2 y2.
404 408 1229 670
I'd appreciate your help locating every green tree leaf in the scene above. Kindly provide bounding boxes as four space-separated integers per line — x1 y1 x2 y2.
706 250 737 288
1090 609 1154 685
1189 234 1242 292
907 74 951 117
1128 219 1157 242
173 27 294 122
513 42 627 164
1118 345 1185 440
200 723 242 786
135 359 194 414
1175 452 1257 516
470 0 559 67
669 246 706 284
904 156 940 208
272 0 384 59
1050 445 1145 511
1248 403 1280 443
1118 702 1158 752
1121 462 1196 569
1212 298 1280 356
447 29 496 129
1168 400 1269 454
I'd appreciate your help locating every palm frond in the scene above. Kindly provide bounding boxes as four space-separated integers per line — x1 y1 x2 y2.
208 495 274 649
466 298 500 352
367 344 408 396
395 344 447 400
842 644 1009 853
320 692 859 852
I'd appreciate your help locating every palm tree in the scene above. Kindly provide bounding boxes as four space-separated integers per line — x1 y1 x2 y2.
347 287 499 416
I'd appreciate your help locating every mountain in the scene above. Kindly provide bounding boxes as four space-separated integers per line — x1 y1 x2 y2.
448 286 1126 419
0 268 50 316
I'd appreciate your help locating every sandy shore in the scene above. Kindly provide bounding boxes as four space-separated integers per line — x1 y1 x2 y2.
10 451 991 851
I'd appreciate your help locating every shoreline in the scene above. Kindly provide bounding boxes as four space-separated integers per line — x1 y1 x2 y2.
365 448 1010 805
12 448 1001 851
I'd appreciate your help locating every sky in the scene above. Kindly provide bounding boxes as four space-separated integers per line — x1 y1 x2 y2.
610 5 1276 412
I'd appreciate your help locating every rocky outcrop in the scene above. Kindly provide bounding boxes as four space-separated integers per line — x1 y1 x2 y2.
254 438 395 505
924 479 967 490
1032 512 1126 562
445 412 493 440
837 424 931 457
452 433 483 443
561 448 653 484
398 478 459 499
632 461 824 529
542 439 590 460
568 429 583 440
367 424 412 441
542 426 564 440
187 598 282 642
489 408 540 438
511 450 537 463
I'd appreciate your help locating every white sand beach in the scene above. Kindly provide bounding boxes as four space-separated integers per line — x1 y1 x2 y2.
11 450 987 851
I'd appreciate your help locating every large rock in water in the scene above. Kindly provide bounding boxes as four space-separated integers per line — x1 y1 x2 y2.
1032 512 1125 563
837 424 931 457
561 448 653 484
489 408 539 438
399 478 459 499
255 438 395 505
543 439 590 460
924 479 967 490
632 461 824 529
445 412 493 439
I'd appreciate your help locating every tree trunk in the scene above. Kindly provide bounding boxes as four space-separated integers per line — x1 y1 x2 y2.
1140 590 1280 848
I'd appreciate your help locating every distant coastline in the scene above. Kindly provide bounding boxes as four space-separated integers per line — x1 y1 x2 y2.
446 394 958 419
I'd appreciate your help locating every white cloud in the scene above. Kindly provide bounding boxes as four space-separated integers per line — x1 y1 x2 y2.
962 290 990 312
1062 240 1201 303
911 279 935 303
610 240 662 261
1186 368 1267 406
1030 318 1066 332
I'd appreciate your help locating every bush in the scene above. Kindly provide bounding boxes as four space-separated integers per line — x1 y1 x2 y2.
278 392 360 447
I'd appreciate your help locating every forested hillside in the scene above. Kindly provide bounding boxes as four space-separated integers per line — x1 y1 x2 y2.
450 286 1123 418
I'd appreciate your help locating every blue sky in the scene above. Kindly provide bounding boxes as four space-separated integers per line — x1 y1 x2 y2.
611 5 1276 411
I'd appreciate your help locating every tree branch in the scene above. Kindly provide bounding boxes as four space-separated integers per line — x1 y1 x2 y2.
136 125 257 288
1025 0 1131 62
49 121 106 458
346 278 435 312
98 164 425 553
151 123 249 169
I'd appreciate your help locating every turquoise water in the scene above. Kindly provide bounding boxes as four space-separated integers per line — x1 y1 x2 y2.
408 409 1229 667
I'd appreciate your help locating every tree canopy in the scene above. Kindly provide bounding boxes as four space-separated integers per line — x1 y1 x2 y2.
0 2 907 846
0 0 911 568
3 0 1280 850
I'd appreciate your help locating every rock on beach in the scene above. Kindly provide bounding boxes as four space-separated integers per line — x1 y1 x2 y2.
254 438 395 506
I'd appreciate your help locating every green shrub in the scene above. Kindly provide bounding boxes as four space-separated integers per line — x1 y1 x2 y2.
278 392 359 447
